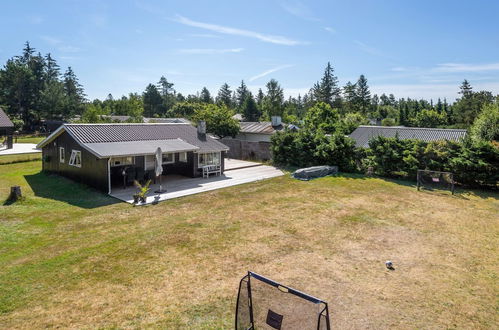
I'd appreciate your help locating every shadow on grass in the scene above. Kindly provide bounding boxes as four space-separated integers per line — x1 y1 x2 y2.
23 172 119 209
296 171 498 201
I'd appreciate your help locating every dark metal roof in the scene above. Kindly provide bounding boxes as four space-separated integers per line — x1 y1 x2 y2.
349 125 467 148
239 122 285 134
38 123 229 156
0 108 14 128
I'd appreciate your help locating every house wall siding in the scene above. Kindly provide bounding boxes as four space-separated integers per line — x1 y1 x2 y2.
42 131 109 192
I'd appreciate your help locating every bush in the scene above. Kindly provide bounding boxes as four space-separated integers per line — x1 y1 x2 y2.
366 136 498 188
271 128 356 170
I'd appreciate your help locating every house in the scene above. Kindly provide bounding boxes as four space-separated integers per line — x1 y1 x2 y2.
349 125 467 148
0 108 14 149
97 115 191 124
221 116 297 160
37 122 229 193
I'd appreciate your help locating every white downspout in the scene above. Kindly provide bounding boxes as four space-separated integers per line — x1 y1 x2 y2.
107 158 111 195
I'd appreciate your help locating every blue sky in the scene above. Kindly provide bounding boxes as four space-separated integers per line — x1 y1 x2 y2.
1 0 498 101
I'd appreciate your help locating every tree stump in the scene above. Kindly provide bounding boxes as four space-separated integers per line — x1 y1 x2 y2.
9 186 22 202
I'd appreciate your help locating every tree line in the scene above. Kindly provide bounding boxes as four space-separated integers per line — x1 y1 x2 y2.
0 42 86 131
1 42 498 140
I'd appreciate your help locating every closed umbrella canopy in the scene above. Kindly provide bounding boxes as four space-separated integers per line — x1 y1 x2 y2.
155 147 163 177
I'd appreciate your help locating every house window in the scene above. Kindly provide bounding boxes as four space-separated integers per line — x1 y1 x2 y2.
111 156 135 167
179 152 187 163
162 153 174 164
198 152 221 168
59 147 65 163
69 150 82 168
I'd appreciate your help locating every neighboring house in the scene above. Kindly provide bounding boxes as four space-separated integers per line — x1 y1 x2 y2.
98 115 191 124
221 116 296 160
349 125 467 148
37 122 229 193
0 108 14 149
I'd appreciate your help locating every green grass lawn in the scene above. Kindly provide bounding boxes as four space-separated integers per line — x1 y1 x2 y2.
14 135 45 144
0 153 42 165
0 160 498 329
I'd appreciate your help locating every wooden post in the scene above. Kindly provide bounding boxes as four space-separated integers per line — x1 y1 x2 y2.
9 186 22 202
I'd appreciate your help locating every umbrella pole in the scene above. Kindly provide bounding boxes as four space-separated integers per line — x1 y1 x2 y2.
155 174 166 194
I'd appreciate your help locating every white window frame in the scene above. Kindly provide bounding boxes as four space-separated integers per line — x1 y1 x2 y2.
59 147 65 163
179 152 187 163
110 156 135 167
69 150 82 168
162 153 174 164
198 152 221 168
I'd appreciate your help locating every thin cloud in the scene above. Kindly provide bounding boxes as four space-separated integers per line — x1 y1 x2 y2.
178 48 244 54
354 40 385 57
324 27 336 34
58 46 81 53
41 36 62 45
28 15 44 24
281 1 321 21
434 62 499 73
249 65 294 82
173 15 306 46
188 33 223 39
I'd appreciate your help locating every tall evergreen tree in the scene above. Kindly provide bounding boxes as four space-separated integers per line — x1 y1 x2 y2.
157 76 175 111
236 80 249 108
216 83 232 107
63 66 86 119
200 87 213 103
44 53 60 82
241 93 260 121
354 74 371 115
342 81 357 113
262 79 284 118
143 83 163 117
312 62 341 108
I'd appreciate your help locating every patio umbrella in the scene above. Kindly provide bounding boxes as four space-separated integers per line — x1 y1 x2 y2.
154 147 166 193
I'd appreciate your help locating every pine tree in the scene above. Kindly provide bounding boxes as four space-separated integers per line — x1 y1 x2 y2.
262 79 284 118
241 93 260 121
236 80 249 108
354 75 371 115
143 83 163 117
459 79 473 98
436 98 443 113
44 53 60 82
312 62 341 108
63 66 86 119
216 83 232 107
342 81 357 113
200 87 213 103
157 76 175 111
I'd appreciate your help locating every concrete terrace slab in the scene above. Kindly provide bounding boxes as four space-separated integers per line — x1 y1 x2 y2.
0 143 40 155
224 158 263 170
110 165 284 205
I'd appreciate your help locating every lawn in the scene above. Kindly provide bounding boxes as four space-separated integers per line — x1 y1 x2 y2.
15 135 46 144
0 158 498 329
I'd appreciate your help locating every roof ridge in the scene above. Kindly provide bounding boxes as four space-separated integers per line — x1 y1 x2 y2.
65 122 190 126
358 125 467 131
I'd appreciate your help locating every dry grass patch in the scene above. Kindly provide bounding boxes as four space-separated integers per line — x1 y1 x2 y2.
0 161 498 329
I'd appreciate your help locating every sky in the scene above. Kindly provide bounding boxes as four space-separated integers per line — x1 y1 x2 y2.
1 0 499 102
